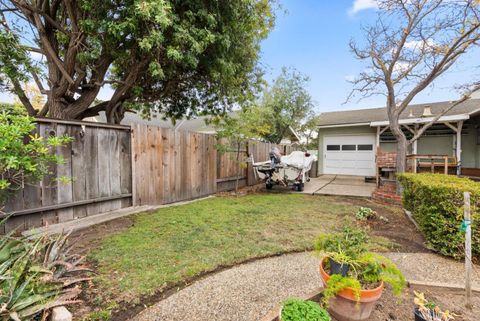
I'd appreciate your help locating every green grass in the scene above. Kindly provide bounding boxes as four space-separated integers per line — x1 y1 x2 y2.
88 194 360 303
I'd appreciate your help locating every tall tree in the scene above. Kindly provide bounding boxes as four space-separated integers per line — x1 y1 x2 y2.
259 67 314 144
349 0 480 173
0 0 275 123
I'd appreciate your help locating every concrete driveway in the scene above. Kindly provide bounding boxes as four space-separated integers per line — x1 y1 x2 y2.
302 175 376 197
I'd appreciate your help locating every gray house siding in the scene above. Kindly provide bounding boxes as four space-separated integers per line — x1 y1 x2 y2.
317 122 480 175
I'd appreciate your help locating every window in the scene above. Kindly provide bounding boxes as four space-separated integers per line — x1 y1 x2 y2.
326 145 340 151
357 144 373 151
342 145 356 151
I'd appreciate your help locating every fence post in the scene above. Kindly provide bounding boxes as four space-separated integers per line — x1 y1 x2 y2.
463 191 472 309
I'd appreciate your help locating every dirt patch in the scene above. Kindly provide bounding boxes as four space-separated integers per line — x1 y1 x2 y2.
341 197 429 253
370 285 478 321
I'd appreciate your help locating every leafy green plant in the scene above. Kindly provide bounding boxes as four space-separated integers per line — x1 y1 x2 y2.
0 227 92 320
398 173 479 259
355 207 377 221
314 226 369 259
0 108 73 204
322 274 361 306
281 298 331 321
316 227 406 306
356 253 406 296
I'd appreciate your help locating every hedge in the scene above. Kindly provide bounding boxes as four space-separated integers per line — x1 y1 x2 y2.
397 173 479 260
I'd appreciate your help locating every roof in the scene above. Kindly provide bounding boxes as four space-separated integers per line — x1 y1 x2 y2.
317 99 480 127
87 111 300 141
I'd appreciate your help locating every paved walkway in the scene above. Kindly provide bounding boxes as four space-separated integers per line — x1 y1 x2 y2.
130 252 480 321
302 175 376 197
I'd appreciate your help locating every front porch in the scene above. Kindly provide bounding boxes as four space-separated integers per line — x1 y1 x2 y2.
373 112 480 180
371 111 480 203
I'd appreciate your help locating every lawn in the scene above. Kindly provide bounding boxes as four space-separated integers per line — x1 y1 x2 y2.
82 193 401 319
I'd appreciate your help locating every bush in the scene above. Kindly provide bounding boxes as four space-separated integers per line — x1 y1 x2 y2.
398 173 479 259
281 298 331 321
0 108 72 204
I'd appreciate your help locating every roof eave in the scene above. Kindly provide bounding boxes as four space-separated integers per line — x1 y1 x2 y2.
370 114 469 127
317 122 371 129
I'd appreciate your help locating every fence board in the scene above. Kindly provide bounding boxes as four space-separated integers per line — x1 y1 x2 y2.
3 119 133 233
132 125 216 205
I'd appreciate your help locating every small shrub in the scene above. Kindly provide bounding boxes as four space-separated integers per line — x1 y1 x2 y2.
355 207 377 221
0 108 73 204
398 173 479 259
281 298 331 321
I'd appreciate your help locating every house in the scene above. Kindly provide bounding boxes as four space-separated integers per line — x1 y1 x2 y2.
87 112 301 144
316 98 480 177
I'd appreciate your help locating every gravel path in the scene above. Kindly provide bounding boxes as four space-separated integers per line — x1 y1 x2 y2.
131 252 321 321
383 252 480 289
131 252 480 321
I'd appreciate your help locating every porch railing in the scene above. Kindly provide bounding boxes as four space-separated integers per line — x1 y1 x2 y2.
406 154 458 174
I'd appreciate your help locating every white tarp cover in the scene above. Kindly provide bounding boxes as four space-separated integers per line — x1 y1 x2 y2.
280 151 317 171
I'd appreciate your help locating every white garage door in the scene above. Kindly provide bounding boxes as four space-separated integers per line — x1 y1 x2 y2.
324 135 376 176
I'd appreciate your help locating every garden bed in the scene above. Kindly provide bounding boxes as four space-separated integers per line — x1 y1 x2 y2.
262 285 479 321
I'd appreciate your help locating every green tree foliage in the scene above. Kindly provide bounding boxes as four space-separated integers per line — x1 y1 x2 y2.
211 107 270 192
0 0 276 123
257 67 314 144
0 107 72 205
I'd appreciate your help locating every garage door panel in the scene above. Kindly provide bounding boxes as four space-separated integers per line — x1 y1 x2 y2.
324 135 375 176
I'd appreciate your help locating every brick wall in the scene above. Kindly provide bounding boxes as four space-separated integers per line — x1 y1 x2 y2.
372 180 402 205
377 148 397 168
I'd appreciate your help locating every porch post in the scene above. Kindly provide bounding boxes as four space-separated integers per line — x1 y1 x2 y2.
456 121 464 175
376 126 380 147
412 124 418 155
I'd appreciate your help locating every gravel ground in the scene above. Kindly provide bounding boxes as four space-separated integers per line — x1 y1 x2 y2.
384 252 480 289
131 252 321 321
131 252 480 321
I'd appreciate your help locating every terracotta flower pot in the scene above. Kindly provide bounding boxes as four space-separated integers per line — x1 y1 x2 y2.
319 258 384 321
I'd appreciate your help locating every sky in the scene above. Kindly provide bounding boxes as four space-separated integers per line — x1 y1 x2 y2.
259 0 480 114
1 0 479 114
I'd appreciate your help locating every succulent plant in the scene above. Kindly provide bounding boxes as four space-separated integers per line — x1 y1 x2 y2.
0 223 92 321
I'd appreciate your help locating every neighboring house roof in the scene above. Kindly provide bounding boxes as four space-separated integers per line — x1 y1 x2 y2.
87 111 300 142
318 98 480 127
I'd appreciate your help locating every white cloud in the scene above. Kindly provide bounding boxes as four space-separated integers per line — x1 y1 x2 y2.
404 39 436 50
344 74 356 82
348 0 378 16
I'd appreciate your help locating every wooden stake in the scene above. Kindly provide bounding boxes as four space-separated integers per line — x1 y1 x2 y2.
464 191 472 309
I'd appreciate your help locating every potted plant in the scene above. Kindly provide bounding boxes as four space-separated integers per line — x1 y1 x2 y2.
414 291 456 321
315 227 406 321
314 226 368 276
280 298 331 321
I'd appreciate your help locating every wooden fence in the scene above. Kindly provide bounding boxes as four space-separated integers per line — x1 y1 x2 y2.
2 120 298 233
2 119 132 233
131 124 216 205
